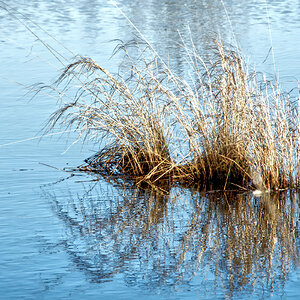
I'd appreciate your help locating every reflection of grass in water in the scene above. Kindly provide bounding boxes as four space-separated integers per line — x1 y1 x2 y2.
44 181 299 296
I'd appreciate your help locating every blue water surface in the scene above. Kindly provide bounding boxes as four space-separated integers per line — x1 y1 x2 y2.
0 1 300 299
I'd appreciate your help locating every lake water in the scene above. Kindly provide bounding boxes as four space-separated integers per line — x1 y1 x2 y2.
0 1 300 299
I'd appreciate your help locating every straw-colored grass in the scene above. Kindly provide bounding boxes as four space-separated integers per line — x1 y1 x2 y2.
47 40 300 190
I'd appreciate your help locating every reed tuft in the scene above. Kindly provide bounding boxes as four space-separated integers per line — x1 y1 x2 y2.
46 40 300 190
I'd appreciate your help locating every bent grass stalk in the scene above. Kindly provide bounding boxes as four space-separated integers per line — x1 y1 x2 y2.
44 40 299 190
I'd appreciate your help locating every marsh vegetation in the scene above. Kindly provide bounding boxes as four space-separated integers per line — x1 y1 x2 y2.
1 1 300 299
45 40 300 191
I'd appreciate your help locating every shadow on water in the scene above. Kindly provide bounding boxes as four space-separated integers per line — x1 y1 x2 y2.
41 178 300 298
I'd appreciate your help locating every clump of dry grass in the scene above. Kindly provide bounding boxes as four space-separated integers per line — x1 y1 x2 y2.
47 51 180 184
46 40 300 190
177 41 299 190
